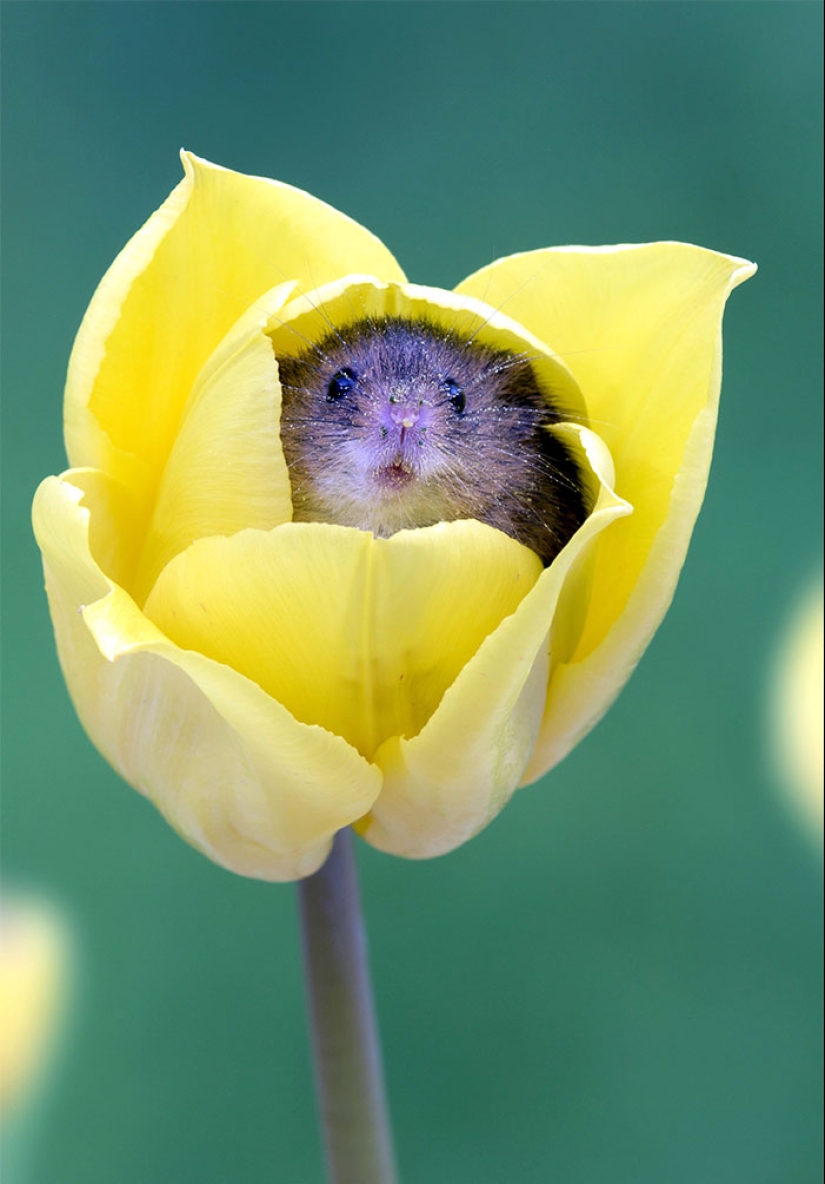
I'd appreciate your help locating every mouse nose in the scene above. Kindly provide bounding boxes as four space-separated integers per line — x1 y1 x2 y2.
389 402 421 429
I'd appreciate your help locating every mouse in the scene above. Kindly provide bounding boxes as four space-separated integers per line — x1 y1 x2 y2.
276 315 588 567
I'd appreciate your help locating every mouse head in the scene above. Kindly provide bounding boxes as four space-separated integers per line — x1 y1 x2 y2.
278 316 568 535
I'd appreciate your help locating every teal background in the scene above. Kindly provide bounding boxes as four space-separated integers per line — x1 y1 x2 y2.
2 2 822 1182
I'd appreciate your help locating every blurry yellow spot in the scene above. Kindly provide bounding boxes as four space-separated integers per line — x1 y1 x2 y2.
0 901 68 1115
771 579 824 842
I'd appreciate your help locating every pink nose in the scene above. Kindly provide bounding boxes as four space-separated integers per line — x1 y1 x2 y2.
389 404 420 429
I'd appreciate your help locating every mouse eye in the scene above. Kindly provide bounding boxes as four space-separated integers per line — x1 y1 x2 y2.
327 368 357 402
444 378 465 414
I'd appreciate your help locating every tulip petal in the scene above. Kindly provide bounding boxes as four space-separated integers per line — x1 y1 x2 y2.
456 244 755 775
65 153 406 504
144 521 545 761
32 473 382 881
361 425 631 858
133 282 297 603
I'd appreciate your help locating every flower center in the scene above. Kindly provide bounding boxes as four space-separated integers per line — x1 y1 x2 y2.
277 315 589 566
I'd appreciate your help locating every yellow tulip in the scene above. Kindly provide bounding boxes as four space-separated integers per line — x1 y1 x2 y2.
32 153 755 880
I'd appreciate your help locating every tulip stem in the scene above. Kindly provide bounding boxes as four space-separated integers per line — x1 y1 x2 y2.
297 829 398 1184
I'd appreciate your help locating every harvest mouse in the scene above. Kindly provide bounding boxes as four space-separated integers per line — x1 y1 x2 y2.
277 316 588 566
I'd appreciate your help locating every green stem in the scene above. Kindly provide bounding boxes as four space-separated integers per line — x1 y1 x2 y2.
297 829 398 1184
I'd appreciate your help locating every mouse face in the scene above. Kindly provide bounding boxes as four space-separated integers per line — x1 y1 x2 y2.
277 316 588 566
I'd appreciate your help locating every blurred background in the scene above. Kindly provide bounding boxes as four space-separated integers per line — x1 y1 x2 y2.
1 3 822 1182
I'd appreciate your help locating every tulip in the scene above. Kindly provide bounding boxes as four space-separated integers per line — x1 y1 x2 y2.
33 154 755 1183
32 153 755 882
